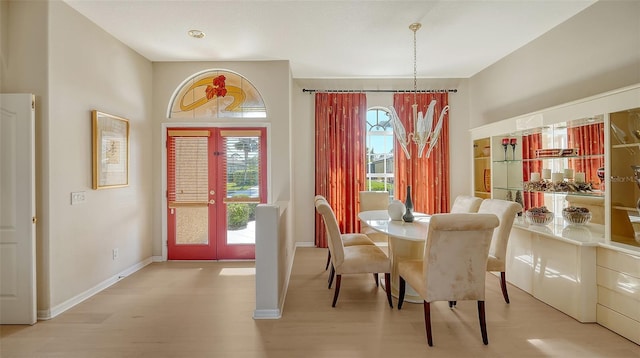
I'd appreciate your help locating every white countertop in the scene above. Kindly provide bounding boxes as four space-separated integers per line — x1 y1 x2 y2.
513 216 640 256
513 216 605 246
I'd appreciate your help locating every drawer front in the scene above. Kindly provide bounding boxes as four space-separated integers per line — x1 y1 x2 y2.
596 266 640 303
597 248 640 277
597 304 640 345
598 286 640 322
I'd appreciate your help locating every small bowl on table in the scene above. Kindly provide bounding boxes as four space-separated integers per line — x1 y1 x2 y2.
526 210 553 225
562 208 592 225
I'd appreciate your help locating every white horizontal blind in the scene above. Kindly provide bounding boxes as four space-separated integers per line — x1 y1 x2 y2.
168 135 209 204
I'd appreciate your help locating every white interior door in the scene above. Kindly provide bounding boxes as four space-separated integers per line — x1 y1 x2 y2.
0 94 36 324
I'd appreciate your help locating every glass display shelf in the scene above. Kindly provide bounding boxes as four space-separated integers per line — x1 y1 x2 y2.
493 186 525 192
522 189 603 196
492 159 522 164
523 154 604 162
612 143 640 149
613 205 639 212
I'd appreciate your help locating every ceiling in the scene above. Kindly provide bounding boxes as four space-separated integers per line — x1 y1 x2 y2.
63 0 597 79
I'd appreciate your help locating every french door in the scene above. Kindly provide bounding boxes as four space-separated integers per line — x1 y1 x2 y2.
167 127 266 260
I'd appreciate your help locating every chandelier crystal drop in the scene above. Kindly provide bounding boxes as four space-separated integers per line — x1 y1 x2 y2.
389 22 449 159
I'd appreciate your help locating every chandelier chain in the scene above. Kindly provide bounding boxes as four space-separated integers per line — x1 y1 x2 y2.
413 25 417 103
410 23 421 104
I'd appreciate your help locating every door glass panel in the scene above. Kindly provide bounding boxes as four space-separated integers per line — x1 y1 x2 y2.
169 136 210 246
224 134 261 245
224 135 261 200
175 206 208 245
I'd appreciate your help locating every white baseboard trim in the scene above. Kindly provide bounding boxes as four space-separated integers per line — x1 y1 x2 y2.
253 309 282 319
152 255 164 262
37 257 153 320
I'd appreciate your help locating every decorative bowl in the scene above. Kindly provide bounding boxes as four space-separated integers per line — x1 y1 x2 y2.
562 207 592 225
526 210 553 225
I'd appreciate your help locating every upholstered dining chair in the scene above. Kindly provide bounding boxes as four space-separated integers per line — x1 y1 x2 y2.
315 195 376 272
450 195 483 213
358 191 390 243
477 199 522 304
397 213 499 346
315 200 393 308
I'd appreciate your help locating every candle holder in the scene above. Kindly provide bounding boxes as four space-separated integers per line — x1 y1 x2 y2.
510 138 517 160
502 138 509 161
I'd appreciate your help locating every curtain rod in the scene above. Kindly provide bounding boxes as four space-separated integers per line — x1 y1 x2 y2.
302 88 457 94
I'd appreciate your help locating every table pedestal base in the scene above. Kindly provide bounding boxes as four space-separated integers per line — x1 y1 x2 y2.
388 236 425 303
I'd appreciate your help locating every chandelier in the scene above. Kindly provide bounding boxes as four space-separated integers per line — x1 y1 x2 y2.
389 22 449 159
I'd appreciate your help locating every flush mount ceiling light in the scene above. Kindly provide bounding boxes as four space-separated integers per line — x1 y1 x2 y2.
188 29 205 39
389 22 449 159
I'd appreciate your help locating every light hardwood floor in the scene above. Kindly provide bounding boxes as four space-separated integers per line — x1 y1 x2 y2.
1 247 639 357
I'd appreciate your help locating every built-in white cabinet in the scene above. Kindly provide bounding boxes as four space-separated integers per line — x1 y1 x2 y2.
596 247 640 344
506 225 598 322
471 83 640 341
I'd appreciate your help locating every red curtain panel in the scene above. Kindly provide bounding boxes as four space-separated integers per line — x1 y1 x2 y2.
567 122 605 191
314 93 367 248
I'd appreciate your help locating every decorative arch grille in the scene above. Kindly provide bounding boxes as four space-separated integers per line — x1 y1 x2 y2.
168 69 266 119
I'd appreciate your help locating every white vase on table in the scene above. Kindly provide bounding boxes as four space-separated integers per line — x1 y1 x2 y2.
388 200 406 221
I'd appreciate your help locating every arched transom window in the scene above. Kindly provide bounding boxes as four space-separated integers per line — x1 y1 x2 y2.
168 69 266 119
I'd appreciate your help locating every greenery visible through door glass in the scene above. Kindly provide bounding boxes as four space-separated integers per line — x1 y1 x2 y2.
225 135 261 231
226 136 260 198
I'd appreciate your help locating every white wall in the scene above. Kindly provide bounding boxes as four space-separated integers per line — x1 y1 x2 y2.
0 0 7 88
291 78 470 246
470 0 640 127
46 1 154 313
3 1 154 316
3 0 52 311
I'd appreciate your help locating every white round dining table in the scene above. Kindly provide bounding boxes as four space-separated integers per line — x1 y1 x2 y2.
358 210 431 303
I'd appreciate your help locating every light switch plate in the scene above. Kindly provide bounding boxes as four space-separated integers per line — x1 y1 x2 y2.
71 191 86 205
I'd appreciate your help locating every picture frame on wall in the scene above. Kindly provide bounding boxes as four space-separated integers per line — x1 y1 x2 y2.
92 110 129 189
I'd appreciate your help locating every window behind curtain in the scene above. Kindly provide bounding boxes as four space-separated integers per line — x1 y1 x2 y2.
365 107 395 196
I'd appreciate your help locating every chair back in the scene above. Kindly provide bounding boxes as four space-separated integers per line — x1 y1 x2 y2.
314 195 327 205
423 213 499 302
359 191 390 212
477 199 522 270
359 191 390 241
315 200 345 266
450 195 483 213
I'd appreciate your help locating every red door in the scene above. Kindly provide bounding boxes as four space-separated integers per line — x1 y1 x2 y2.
167 127 266 260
